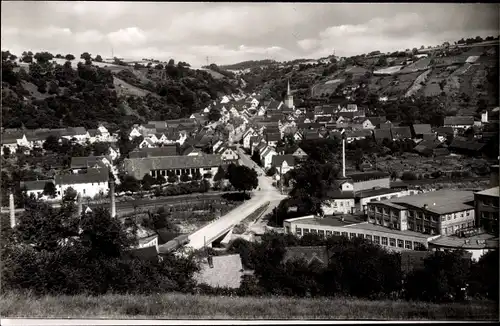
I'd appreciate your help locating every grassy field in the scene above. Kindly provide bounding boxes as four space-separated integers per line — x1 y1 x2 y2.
1 292 497 320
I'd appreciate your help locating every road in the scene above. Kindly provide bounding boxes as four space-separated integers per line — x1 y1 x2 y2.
186 147 286 249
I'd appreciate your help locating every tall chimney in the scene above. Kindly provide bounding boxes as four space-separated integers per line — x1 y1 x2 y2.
110 179 116 218
342 132 346 178
76 193 82 216
9 192 16 228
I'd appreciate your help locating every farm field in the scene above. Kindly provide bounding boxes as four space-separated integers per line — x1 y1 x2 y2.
113 76 152 97
373 66 403 75
1 292 497 320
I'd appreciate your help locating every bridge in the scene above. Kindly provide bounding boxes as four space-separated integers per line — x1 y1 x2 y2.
185 147 286 250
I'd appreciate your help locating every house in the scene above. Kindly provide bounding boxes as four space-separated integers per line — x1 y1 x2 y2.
282 246 330 266
70 156 110 173
373 129 392 143
250 136 266 155
411 124 432 139
322 179 355 215
108 144 120 161
123 154 222 180
266 99 283 111
292 147 308 160
265 133 281 147
54 168 109 199
260 146 277 169
271 155 296 175
444 116 474 131
183 146 203 156
148 121 167 129
366 116 388 128
302 130 322 141
390 126 412 141
215 146 239 164
138 138 156 149
212 139 224 153
413 140 443 156
20 180 55 199
60 127 89 144
1 133 20 155
448 137 486 156
130 146 179 158
194 254 245 289
345 130 372 143
129 126 142 140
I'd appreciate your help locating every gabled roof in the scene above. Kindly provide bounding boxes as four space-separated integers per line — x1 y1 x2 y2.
71 156 107 169
390 126 412 140
124 155 223 176
272 154 295 167
55 168 109 186
326 190 355 199
302 130 321 140
414 140 442 154
20 180 54 191
444 116 474 126
265 133 281 142
348 171 390 182
434 126 454 136
183 146 203 156
449 138 485 151
373 129 392 141
412 124 432 135
129 146 179 158
267 99 282 110
282 246 330 266
346 129 372 138
422 133 436 141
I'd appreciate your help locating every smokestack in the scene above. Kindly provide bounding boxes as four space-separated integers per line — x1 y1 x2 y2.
342 131 346 178
9 192 16 228
76 193 82 216
110 179 116 218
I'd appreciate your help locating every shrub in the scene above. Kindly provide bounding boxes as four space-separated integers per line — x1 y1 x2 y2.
180 174 191 182
401 171 417 181
203 173 212 179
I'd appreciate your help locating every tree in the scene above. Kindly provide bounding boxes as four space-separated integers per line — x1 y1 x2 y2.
80 52 92 61
208 108 221 122
94 55 103 62
34 52 54 64
288 159 339 215
167 174 179 183
228 166 258 193
65 54 75 61
141 174 155 191
155 64 164 70
119 176 141 193
3 147 11 159
48 81 59 95
43 135 60 152
213 166 226 181
267 166 277 176
43 182 56 198
180 173 191 182
63 187 78 202
156 174 166 185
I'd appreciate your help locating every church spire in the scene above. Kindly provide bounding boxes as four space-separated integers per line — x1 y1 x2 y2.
287 79 291 96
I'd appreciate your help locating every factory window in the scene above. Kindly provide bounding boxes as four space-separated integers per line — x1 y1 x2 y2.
408 211 414 218
376 207 382 213
416 225 422 232
342 232 348 238
447 214 451 220
365 235 373 241
466 211 470 216
318 230 325 238
296 227 302 236
358 233 364 238
381 196 387 200
349 232 356 239
326 230 333 237
460 213 464 218
333 231 340 236
482 199 490 206
373 235 380 244
83 189 86 194
405 241 412 249
381 237 388 245
303 229 310 234
311 229 317 235
397 239 404 248
389 238 396 247
432 216 438 223
340 202 343 207
493 200 499 208
482 212 489 219
441 216 446 222
408 223 414 230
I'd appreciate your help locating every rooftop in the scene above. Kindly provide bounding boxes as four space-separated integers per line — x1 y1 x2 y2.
392 190 474 214
429 233 499 249
290 215 365 227
355 188 405 199
343 222 434 240
475 187 499 198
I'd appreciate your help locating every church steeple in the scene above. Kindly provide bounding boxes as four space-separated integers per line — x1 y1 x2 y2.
287 79 291 96
284 79 294 110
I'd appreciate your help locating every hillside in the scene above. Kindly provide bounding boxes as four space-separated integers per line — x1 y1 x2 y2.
241 40 499 116
219 59 278 71
1 292 496 320
1 52 238 130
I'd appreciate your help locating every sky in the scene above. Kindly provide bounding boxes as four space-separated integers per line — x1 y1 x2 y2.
1 2 498 66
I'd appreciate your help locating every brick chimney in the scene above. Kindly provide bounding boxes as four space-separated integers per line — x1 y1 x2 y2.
110 179 116 218
9 192 16 228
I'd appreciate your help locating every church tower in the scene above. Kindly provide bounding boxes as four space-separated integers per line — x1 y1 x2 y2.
284 79 294 109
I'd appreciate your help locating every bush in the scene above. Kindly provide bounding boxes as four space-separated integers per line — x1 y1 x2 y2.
203 173 212 179
401 171 417 181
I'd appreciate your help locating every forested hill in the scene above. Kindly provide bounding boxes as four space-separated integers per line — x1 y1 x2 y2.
1 51 239 130
219 59 278 71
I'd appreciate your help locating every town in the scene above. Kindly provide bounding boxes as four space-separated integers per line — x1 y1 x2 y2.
0 2 498 322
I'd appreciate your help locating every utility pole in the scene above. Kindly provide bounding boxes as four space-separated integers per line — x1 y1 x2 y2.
206 56 209 66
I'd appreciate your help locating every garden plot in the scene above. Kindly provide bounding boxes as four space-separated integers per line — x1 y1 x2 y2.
373 66 403 75
399 57 432 73
405 69 432 97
